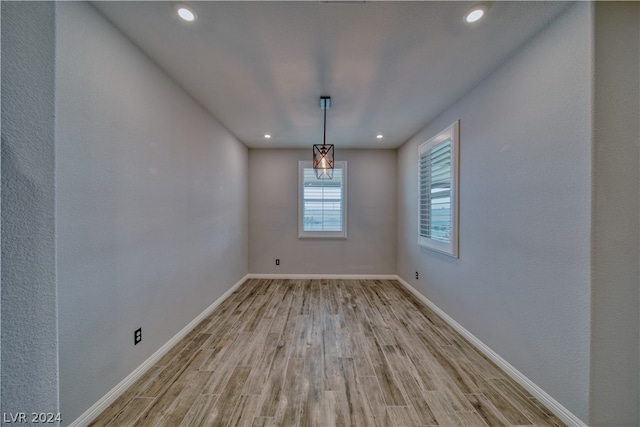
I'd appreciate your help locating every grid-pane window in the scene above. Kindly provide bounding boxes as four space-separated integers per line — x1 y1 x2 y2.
299 161 347 238
418 121 459 257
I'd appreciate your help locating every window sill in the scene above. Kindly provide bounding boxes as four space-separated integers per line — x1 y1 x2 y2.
298 233 347 239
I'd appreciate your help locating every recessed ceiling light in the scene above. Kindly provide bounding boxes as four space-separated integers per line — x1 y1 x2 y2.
376 134 383 139
465 4 487 23
177 6 196 22
264 134 271 139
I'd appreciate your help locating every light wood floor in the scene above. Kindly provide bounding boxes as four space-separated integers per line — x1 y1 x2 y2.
90 279 565 427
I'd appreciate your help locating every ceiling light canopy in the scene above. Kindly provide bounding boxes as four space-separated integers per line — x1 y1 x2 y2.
313 96 334 180
464 4 487 23
177 5 196 22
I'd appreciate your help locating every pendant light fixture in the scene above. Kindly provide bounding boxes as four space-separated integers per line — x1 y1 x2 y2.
313 96 334 179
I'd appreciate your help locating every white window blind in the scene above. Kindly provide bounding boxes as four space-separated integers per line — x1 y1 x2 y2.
420 140 452 242
298 161 347 238
418 121 459 257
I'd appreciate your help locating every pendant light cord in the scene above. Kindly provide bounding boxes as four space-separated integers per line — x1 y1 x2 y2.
323 105 327 147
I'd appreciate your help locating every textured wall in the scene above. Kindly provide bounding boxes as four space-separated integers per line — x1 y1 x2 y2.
1 1 59 420
55 3 248 422
590 2 640 425
397 3 592 421
249 149 396 275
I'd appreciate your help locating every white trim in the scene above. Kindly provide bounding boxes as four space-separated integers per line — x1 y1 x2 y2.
394 275 586 427
69 274 250 427
246 273 397 280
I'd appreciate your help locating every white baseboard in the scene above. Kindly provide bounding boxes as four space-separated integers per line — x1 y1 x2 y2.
69 274 250 427
394 275 586 427
246 273 398 280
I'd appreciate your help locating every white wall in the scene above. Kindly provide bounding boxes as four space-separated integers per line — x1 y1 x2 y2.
249 149 396 275
397 3 592 421
1 1 59 418
55 3 248 422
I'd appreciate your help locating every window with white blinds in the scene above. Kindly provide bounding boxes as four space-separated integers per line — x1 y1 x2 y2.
418 121 459 257
298 161 347 238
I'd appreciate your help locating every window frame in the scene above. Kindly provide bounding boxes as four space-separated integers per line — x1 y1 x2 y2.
298 160 347 239
418 121 460 258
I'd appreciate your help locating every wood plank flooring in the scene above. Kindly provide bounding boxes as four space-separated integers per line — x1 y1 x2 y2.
90 279 565 427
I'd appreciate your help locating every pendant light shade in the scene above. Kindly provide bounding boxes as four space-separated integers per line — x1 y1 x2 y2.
313 96 334 179
313 143 334 179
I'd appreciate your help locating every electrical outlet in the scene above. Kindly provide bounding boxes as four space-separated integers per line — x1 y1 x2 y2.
415 271 419 280
275 259 280 266
134 328 142 345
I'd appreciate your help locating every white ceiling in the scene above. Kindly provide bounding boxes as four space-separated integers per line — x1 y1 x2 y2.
92 1 571 149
